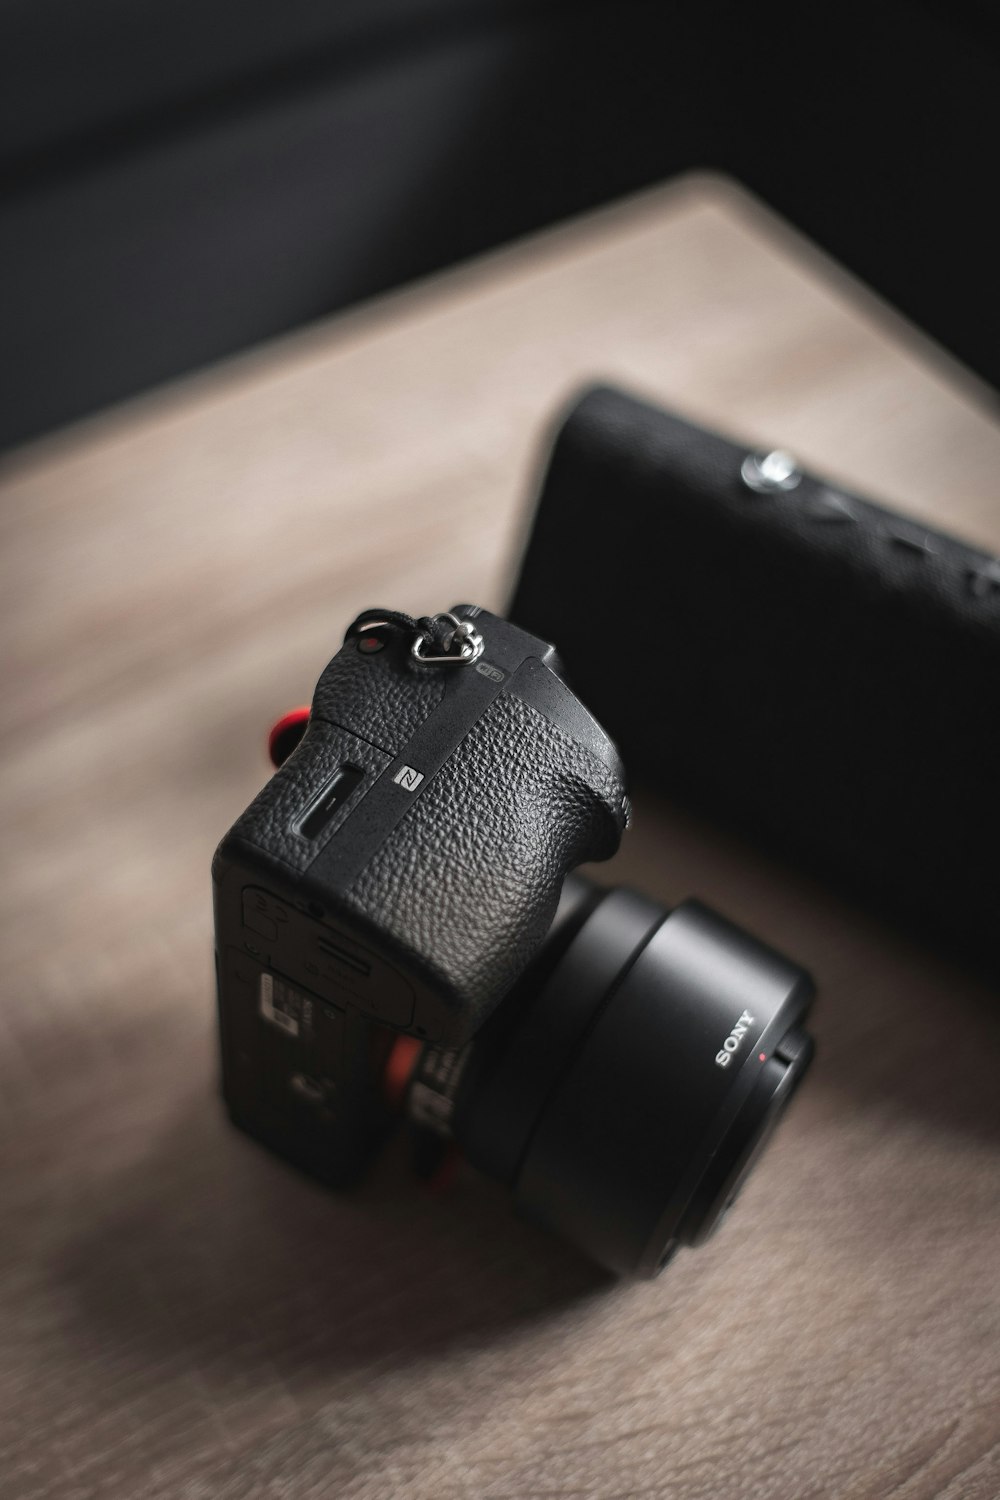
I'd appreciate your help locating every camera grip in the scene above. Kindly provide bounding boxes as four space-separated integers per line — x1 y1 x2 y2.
340 688 625 1044
217 618 627 1048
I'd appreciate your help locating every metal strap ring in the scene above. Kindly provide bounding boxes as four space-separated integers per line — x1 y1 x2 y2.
411 612 485 666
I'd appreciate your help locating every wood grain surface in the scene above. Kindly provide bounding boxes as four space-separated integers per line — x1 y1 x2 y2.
1 176 999 1500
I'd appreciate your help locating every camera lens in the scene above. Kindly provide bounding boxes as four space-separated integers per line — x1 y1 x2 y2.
421 876 814 1277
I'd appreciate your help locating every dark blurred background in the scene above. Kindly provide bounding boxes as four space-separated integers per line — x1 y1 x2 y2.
1 0 997 451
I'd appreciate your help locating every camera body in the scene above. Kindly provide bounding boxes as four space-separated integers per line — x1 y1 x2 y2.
213 605 629 1187
214 603 815 1275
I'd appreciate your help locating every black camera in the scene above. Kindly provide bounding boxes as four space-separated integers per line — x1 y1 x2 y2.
213 605 815 1276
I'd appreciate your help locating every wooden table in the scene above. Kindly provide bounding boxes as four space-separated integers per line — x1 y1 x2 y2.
2 176 999 1500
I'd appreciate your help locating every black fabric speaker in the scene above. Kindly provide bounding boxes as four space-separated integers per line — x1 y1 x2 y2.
509 387 1000 977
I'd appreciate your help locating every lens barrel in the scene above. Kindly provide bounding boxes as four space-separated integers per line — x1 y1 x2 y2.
440 879 815 1277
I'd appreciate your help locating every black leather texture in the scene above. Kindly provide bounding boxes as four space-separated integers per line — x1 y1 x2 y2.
510 386 1000 977
218 618 628 1045
311 629 447 753
221 719 392 876
220 634 447 874
340 688 626 1041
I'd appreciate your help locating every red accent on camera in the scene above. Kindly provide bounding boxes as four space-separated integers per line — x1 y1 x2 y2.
267 706 311 768
383 1035 422 1110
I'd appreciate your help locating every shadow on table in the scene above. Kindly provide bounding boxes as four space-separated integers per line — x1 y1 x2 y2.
61 1087 613 1389
60 790 1000 1408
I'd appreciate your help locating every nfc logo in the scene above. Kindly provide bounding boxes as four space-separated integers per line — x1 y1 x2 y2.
393 765 425 792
